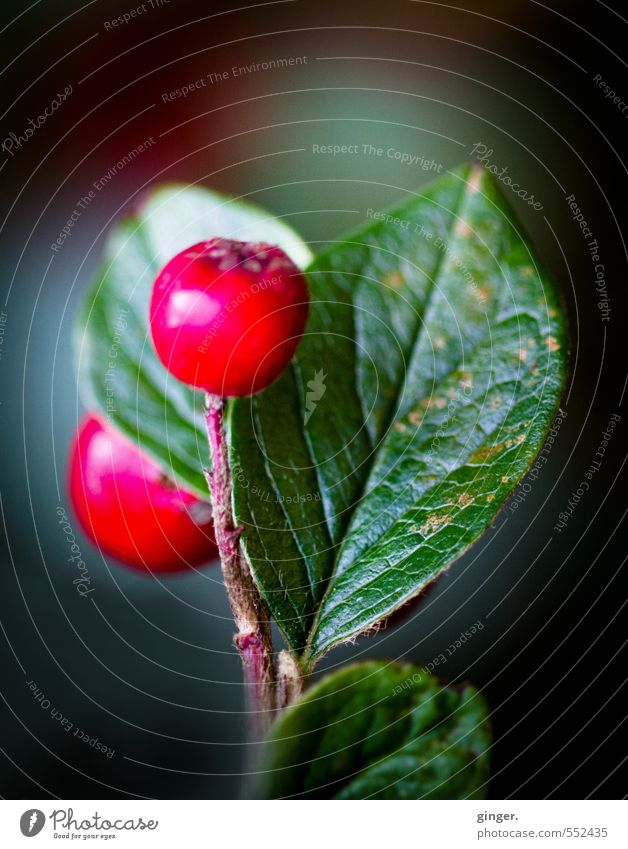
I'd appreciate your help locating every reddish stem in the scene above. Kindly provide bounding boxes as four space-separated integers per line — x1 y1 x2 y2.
204 393 276 739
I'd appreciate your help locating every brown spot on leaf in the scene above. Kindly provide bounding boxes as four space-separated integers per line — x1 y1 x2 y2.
503 433 527 450
455 219 472 237
419 514 453 535
471 442 504 462
477 285 492 302
459 372 473 391
468 168 483 193
546 335 560 352
385 270 404 289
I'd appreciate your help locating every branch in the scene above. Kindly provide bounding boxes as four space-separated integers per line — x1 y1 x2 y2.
204 393 276 739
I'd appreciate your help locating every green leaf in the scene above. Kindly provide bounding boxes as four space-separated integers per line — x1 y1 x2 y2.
228 163 567 661
74 183 312 497
255 661 490 799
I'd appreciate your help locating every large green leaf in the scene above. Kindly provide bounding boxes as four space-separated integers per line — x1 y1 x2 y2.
255 661 490 799
228 163 567 663
74 183 312 497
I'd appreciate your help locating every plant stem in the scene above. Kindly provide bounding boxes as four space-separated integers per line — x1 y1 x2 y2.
204 393 276 740
277 650 305 709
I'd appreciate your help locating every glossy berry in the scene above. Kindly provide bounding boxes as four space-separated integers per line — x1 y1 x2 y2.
149 238 309 396
69 414 217 573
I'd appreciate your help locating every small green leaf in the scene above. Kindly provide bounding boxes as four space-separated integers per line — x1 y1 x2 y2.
74 183 312 496
228 163 567 661
255 661 490 799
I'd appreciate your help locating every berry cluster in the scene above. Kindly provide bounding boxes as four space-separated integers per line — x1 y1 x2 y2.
71 239 309 572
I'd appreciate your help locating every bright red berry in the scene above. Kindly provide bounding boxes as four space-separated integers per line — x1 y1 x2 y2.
69 414 217 573
149 239 309 396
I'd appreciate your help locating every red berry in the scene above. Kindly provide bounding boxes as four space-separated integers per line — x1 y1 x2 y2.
149 239 309 396
69 414 217 573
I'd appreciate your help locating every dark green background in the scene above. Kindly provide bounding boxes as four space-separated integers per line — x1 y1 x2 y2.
0 0 626 798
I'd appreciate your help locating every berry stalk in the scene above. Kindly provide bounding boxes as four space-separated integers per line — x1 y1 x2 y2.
204 393 276 739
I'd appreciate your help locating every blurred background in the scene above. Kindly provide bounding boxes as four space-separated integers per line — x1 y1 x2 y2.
0 0 627 799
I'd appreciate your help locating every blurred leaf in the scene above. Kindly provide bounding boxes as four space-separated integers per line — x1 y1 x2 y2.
255 661 490 799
